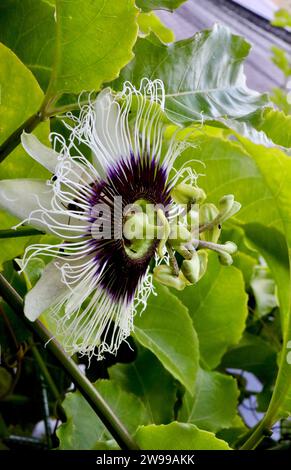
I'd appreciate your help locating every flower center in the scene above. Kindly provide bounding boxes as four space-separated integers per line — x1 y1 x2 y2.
123 198 159 261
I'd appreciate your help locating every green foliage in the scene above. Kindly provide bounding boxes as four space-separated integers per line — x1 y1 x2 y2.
178 368 239 433
271 46 291 78
221 332 278 384
57 380 150 449
270 88 291 116
138 12 175 43
135 422 231 450
134 284 199 393
136 0 187 12
0 43 50 268
254 108 291 148
176 253 248 369
0 0 139 96
0 0 56 91
1 3 291 450
271 9 291 28
250 265 278 318
49 0 138 95
116 24 268 124
109 347 177 424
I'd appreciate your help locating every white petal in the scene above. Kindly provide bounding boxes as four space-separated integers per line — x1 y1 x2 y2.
0 179 53 228
94 88 129 163
24 260 69 321
21 133 59 173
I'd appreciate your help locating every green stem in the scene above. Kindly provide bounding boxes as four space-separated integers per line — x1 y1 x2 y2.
29 340 60 402
0 273 139 450
166 242 179 276
46 99 91 117
0 227 44 239
0 112 43 163
239 278 291 450
239 418 271 450
194 238 224 253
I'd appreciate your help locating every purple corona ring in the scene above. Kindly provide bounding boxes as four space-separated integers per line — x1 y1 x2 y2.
0 79 194 359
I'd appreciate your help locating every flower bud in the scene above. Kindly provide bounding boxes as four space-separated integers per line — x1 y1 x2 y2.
222 241 237 255
218 195 241 222
181 251 200 284
199 203 221 243
156 208 171 257
171 183 206 205
197 249 208 280
153 265 186 291
218 251 233 266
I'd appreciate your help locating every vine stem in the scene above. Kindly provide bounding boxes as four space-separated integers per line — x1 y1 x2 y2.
0 112 43 163
0 273 139 450
0 97 84 164
29 340 60 402
0 227 44 238
239 419 270 450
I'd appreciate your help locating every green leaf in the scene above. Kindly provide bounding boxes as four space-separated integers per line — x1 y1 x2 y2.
175 253 248 369
178 368 239 433
231 137 291 420
0 43 50 267
138 12 175 43
271 9 291 28
175 134 291 325
220 225 258 288
16 257 46 289
270 89 291 118
135 422 231 450
136 0 187 12
217 415 247 448
0 43 50 179
255 108 291 149
243 224 289 330
218 118 285 152
116 24 268 124
57 379 150 449
49 0 138 95
134 284 199 393
0 368 12 396
178 135 291 418
271 46 291 77
0 0 56 90
221 332 278 384
109 347 176 424
235 138 291 314
250 265 278 318
0 1 138 96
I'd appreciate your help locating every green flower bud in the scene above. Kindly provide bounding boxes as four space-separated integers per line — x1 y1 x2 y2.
156 208 171 257
199 203 221 243
181 250 200 284
153 265 186 291
222 241 237 255
197 249 208 280
171 183 206 205
218 251 233 266
218 195 241 222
